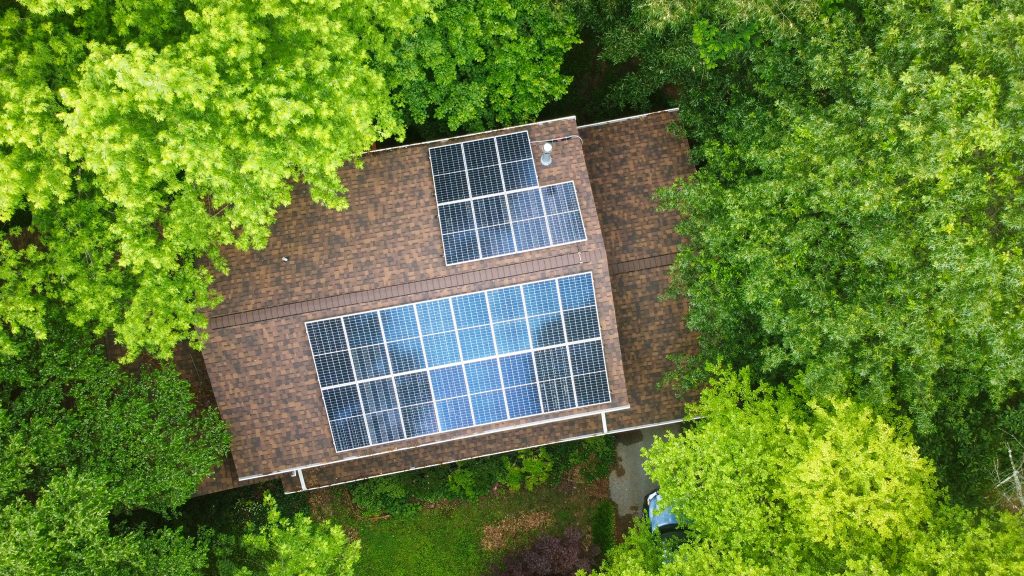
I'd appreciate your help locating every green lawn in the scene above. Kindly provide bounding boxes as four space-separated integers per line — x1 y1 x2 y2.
321 483 608 576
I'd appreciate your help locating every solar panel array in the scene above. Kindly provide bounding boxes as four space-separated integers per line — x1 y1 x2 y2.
306 273 611 452
429 131 587 265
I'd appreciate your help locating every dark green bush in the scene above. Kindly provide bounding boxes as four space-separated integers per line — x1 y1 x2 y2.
350 476 420 518
590 499 617 553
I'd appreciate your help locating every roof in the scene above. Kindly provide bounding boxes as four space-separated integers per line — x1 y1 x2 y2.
194 109 696 493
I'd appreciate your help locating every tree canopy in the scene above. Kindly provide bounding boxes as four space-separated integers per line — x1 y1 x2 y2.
0 0 577 361
593 0 1024 502
0 316 230 573
589 365 1024 576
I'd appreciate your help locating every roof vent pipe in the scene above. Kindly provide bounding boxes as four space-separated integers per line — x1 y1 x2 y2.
540 142 553 166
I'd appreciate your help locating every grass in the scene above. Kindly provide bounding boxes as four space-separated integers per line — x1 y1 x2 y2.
329 482 608 576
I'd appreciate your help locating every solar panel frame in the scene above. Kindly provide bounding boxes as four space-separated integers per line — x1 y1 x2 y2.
430 130 588 266
306 273 611 453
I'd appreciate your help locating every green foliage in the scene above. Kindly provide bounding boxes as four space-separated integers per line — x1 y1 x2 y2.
596 0 1024 503
346 438 613 517
589 517 662 576
0 0 576 361
211 492 359 576
0 317 230 512
551 435 618 483
590 499 617 553
387 0 578 134
0 316 228 574
502 447 554 492
588 365 1024 575
350 476 419 518
0 471 208 576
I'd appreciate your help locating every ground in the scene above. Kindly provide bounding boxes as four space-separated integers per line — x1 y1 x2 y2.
609 424 682 519
180 456 616 576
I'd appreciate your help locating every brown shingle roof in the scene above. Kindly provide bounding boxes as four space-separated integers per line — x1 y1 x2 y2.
193 110 696 493
200 118 628 482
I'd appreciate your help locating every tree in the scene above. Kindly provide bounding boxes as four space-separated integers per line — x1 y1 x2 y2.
0 472 208 576
386 0 578 134
211 492 360 576
588 365 1024 576
0 316 229 574
591 0 1024 502
0 0 578 361
0 316 230 512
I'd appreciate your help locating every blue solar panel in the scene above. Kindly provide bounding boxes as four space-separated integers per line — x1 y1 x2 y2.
513 218 550 251
307 318 345 355
549 211 586 245
497 132 532 161
433 172 469 204
381 305 419 341
469 165 503 196
437 397 474 430
465 359 501 393
367 410 404 444
558 275 595 309
439 202 475 235
540 378 576 412
472 391 507 424
430 366 467 400
306 273 610 453
464 138 499 169
478 224 515 258
344 312 383 348
314 351 355 387
417 300 454 334
388 338 426 373
523 280 560 315
330 416 369 451
395 372 432 406
506 385 542 418
323 386 362 420
359 378 398 413
501 159 538 190
351 344 390 380
453 293 489 328
424 332 461 366
442 231 480 264
494 320 530 354
459 326 495 361
401 404 438 437
429 143 465 175
488 286 525 321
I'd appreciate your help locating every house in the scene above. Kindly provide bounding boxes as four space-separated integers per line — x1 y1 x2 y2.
183 109 697 494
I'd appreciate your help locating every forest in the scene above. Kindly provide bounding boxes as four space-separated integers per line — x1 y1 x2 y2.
1 0 1022 574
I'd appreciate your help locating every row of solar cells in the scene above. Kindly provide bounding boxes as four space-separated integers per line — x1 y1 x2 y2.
430 131 536 205
439 182 586 264
306 274 601 387
323 341 609 451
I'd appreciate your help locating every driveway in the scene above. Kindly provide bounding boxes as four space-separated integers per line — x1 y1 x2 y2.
608 423 682 517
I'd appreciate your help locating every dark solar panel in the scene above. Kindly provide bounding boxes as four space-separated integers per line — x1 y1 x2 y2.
431 131 591 265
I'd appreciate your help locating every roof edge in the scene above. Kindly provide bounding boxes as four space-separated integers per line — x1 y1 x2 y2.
236 403 630 482
366 115 579 156
577 108 679 130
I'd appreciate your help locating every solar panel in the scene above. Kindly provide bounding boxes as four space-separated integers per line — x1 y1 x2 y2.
305 273 612 452
429 132 587 265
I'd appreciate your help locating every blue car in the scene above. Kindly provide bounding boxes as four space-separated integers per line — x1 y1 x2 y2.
644 490 689 542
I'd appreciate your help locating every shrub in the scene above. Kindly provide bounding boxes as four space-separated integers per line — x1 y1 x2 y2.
349 476 419 518
590 499 617 554
490 527 599 576
501 449 554 492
